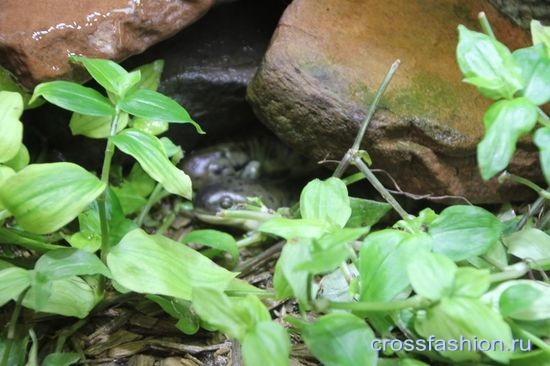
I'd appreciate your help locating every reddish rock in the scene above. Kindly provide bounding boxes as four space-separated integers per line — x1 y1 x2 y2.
0 0 214 88
247 0 540 203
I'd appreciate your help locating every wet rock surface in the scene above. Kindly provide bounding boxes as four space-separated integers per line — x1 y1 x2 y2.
0 0 215 88
23 0 287 169
247 0 539 203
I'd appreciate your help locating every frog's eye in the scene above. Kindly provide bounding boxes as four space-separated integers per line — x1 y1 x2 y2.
219 195 234 209
208 163 222 174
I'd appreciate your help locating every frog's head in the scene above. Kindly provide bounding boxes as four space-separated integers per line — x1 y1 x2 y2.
182 147 250 189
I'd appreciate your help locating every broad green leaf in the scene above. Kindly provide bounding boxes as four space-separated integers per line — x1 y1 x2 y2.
0 166 15 210
477 98 538 180
242 321 290 366
346 197 391 228
0 267 31 306
182 229 239 267
111 129 192 199
69 112 128 139
415 297 513 363
300 178 351 228
42 352 80 366
456 25 524 99
34 248 111 280
23 276 97 318
534 127 550 186
0 228 64 252
275 238 313 307
4 143 29 171
297 228 368 274
118 89 203 132
192 287 270 339
107 229 236 300
31 81 115 116
359 230 429 302
301 313 377 366
259 217 329 240
513 44 550 105
503 228 550 268
70 56 131 96
407 251 456 301
531 20 550 57
499 284 541 318
0 163 105 234
452 267 490 298
133 59 164 90
0 91 23 162
429 205 504 261
160 137 183 160
0 332 31 366
131 117 169 136
484 280 550 321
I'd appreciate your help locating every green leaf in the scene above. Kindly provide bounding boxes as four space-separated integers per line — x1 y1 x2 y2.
118 89 203 132
428 205 504 261
23 276 97 318
107 229 236 300
131 117 169 136
452 267 490 298
0 66 38 108
4 144 29 171
31 81 115 116
70 56 133 96
415 297 513 363
499 284 541 318
407 251 456 301
300 313 377 366
181 229 239 267
34 248 111 280
456 25 524 99
503 228 550 268
133 59 164 90
111 129 192 199
477 98 538 180
0 163 105 234
111 164 155 215
531 20 550 57
275 238 313 307
513 44 550 105
534 127 550 186
259 217 329 240
346 197 391 228
300 178 351 228
0 91 23 163
359 230 430 302
484 280 550 321
0 166 14 210
242 321 290 366
42 352 80 366
0 228 64 252
192 287 270 339
69 112 128 139
0 267 31 306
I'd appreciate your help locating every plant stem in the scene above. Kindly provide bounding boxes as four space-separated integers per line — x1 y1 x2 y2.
328 295 427 312
1 289 28 366
352 156 411 220
333 59 400 178
537 107 550 127
136 183 164 227
478 12 496 39
499 172 549 199
97 110 121 263
489 262 530 283
516 195 547 231
508 320 550 354
55 319 86 353
236 231 263 248
219 210 274 222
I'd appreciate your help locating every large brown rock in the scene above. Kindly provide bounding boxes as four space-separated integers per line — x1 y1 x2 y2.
0 0 214 88
247 0 540 203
